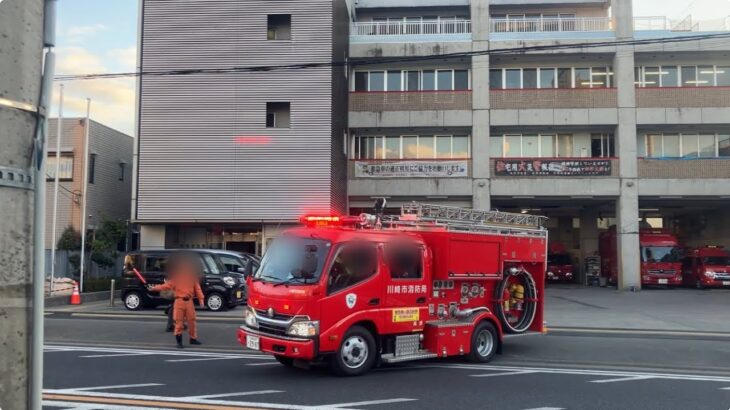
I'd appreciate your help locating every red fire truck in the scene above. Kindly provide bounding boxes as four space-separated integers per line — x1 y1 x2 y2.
237 203 547 376
682 246 730 289
546 242 574 282
599 227 682 286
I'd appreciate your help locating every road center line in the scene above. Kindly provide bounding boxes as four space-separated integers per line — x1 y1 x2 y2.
324 398 418 408
589 376 655 383
58 383 165 392
470 370 538 378
183 390 284 400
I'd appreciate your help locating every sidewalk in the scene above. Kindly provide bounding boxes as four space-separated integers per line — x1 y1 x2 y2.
545 284 730 333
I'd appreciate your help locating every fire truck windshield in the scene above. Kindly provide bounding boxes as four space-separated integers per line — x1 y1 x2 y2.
703 256 730 266
641 246 681 263
254 237 331 284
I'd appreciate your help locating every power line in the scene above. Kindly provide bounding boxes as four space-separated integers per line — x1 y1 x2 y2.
53 32 730 82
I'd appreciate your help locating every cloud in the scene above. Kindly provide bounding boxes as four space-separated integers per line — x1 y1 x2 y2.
67 23 108 38
107 47 137 71
53 47 136 136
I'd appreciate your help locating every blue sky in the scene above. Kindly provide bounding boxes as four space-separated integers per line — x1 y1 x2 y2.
52 0 730 136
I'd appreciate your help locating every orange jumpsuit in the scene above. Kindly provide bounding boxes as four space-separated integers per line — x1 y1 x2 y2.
152 275 204 339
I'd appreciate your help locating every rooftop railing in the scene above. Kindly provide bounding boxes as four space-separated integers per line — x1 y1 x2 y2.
351 20 472 36
634 15 730 31
489 17 612 33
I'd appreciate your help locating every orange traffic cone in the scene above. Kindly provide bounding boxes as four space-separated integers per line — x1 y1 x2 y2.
70 281 81 305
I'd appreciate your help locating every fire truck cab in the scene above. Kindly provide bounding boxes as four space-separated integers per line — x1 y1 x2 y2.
238 203 547 376
546 242 574 282
682 246 730 289
599 227 683 286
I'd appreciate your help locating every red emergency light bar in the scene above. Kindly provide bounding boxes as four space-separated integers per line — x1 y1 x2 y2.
300 215 360 228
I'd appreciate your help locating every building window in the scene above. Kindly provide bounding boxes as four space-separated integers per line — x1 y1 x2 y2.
352 69 470 92
491 133 596 158
639 132 730 158
88 153 97 184
490 67 612 89
46 154 74 181
591 134 615 158
636 65 730 87
266 102 290 128
119 162 126 181
267 14 291 40
353 134 471 160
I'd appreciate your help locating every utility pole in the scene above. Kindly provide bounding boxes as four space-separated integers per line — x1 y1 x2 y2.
0 1 55 409
78 98 91 293
49 83 63 295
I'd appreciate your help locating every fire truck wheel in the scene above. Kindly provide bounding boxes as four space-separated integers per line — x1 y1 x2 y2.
274 355 294 367
331 325 376 376
695 279 706 290
468 321 498 363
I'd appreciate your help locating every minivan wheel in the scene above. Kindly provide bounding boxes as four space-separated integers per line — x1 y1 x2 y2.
124 291 143 311
205 292 225 311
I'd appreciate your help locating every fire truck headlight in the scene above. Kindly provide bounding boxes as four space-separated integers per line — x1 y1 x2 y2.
223 276 236 287
547 271 554 277
704 271 716 279
243 307 258 329
287 320 319 337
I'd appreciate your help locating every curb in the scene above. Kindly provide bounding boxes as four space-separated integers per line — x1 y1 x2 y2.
45 290 121 308
548 326 730 339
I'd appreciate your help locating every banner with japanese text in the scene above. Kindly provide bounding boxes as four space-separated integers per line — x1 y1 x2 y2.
354 160 469 178
494 159 612 176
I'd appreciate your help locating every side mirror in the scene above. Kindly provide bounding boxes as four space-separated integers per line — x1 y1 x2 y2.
236 267 245 274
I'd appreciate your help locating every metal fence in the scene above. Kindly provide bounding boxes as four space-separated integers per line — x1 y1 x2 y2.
489 17 612 33
352 20 471 36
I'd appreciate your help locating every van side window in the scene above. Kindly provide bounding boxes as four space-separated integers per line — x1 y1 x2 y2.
386 244 423 279
145 256 167 273
202 254 221 274
327 244 377 294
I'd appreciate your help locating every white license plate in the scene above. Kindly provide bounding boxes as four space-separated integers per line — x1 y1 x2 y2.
658 279 668 284
723 281 730 286
246 335 260 350
236 290 242 299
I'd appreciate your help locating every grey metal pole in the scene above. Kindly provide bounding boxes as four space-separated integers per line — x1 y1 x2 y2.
78 98 91 293
110 279 115 306
49 83 63 295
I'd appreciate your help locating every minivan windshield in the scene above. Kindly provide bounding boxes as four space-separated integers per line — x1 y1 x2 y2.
641 246 681 263
548 254 572 266
255 237 331 284
703 256 730 266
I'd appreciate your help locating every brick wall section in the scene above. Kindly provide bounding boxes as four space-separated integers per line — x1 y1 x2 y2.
638 159 730 178
489 158 620 177
490 89 617 109
349 91 472 112
636 87 730 108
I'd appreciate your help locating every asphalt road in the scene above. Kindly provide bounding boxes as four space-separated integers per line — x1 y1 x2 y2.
43 315 730 410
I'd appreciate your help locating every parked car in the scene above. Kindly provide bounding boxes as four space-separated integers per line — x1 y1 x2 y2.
210 249 260 278
682 245 730 289
121 249 249 312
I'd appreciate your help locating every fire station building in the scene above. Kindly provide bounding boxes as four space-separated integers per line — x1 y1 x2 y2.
134 0 730 290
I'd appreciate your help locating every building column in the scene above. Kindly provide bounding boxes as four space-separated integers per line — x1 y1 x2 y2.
470 0 490 210
557 216 573 246
612 0 640 290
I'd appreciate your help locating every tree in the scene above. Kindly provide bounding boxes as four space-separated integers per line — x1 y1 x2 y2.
57 226 81 251
87 217 127 269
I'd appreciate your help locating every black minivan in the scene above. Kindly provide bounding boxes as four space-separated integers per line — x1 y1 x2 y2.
121 249 254 312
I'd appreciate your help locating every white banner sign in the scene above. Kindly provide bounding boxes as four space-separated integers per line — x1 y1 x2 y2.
355 160 468 178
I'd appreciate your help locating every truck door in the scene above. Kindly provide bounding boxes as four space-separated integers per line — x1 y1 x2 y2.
383 242 429 334
318 242 383 338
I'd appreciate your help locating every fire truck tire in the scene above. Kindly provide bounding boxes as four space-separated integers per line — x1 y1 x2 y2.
274 355 294 367
468 321 498 363
330 325 376 377
695 279 706 290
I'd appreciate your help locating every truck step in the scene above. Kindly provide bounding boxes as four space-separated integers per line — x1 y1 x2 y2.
381 350 438 364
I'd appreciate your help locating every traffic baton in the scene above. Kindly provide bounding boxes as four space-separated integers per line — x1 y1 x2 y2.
132 268 147 285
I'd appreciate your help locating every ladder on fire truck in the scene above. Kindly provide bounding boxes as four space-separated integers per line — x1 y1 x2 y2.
390 203 548 238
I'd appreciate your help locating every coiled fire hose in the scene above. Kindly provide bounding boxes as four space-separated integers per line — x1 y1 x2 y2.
494 267 538 334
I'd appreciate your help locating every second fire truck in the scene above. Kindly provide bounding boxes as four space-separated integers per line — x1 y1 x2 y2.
238 202 547 376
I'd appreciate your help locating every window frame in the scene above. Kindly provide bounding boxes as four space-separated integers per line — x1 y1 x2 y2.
325 242 380 296
46 153 74 181
385 244 425 280
352 134 471 160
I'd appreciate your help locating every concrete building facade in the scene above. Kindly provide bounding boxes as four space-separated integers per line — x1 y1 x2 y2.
135 0 730 289
46 118 133 274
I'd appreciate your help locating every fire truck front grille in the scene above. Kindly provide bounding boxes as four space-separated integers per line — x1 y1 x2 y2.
647 269 676 275
257 321 288 337
255 309 294 321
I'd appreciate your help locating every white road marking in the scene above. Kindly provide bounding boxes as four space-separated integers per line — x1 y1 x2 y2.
720 387 730 390
324 398 418 408
80 353 153 358
43 389 361 410
57 383 164 392
44 344 272 360
166 356 247 363
523 407 565 410
590 375 655 384
470 370 538 378
430 363 730 383
183 390 284 399
247 362 282 366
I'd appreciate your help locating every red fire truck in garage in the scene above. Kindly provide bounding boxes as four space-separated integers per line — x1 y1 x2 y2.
546 242 574 282
238 202 548 376
682 246 730 289
599 227 683 286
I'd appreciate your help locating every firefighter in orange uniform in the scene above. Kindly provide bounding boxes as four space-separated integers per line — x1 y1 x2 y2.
149 253 205 348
